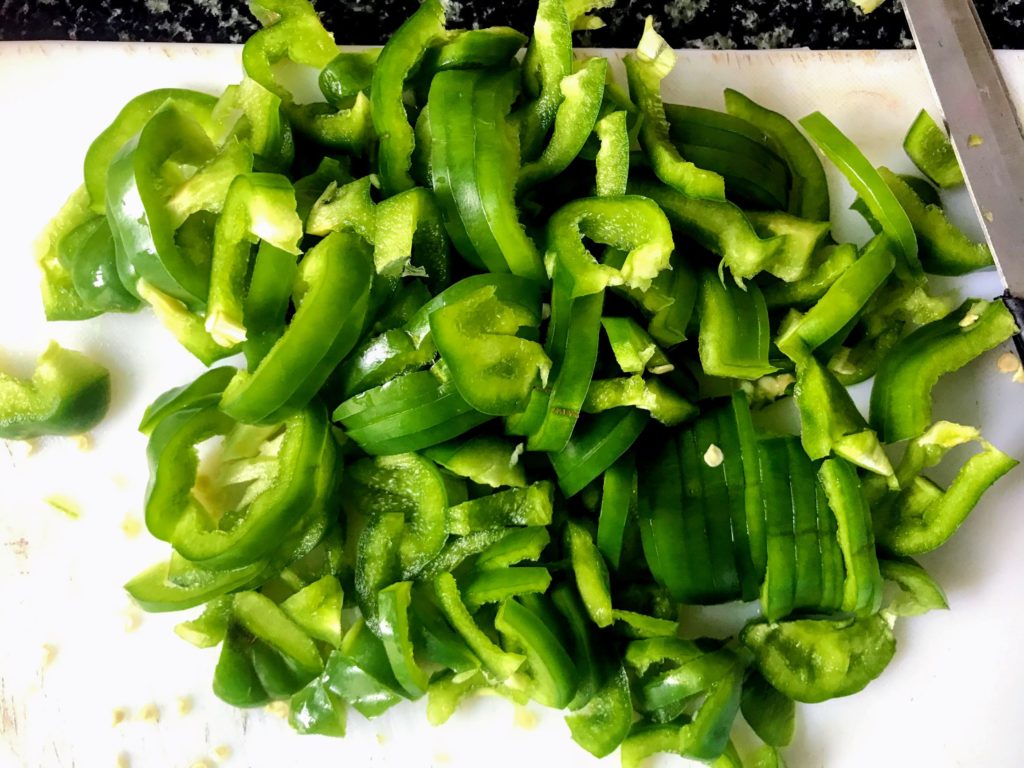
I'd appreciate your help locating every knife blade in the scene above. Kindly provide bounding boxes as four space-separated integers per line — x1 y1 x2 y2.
902 0 1024 357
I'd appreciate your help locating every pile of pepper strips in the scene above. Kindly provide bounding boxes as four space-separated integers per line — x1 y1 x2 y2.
30 0 1020 765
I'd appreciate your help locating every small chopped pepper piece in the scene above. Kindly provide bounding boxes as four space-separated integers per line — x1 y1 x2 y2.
233 590 323 678
565 664 632 757
549 408 649 499
57 216 140 314
462 567 552 611
873 421 1018 555
35 187 104 321
373 186 451 291
595 110 630 197
869 299 1018 442
741 670 795 747
904 109 964 189
879 557 949 617
377 581 431 697
289 673 347 736
625 18 726 200
446 482 554 535
583 376 695 426
125 555 266 613
213 76 294 172
0 342 110 440
324 619 406 719
800 111 921 279
213 627 272 707
424 436 527 489
495 597 579 709
724 89 830 221
280 575 344 649
566 522 613 627
319 48 380 106
175 595 233 648
742 614 896 704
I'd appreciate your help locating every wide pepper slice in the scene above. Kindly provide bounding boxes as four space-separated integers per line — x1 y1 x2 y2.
904 109 964 189
0 342 110 440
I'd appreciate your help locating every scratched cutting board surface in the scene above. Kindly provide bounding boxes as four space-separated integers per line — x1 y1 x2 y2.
2 41 1024 768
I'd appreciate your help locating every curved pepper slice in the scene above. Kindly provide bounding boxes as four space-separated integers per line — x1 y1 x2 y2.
221 231 373 424
550 408 649 499
0 342 110 440
566 522 613 627
57 216 140 314
741 614 896 704
242 0 338 102
324 619 407 719
372 0 447 195
446 482 554 535
36 187 104 321
423 27 526 73
125 555 266 613
870 299 1018 442
741 670 795 748
373 187 451 291
320 49 380 105
724 89 830 221
377 581 431 697
287 93 375 154
495 597 578 709
761 242 857 310
138 366 235 435
519 58 608 192
904 109 964 189
625 18 725 200
880 557 949 617
874 421 1018 555
595 110 630 197
598 451 637 570
428 69 546 281
84 88 218 213
213 77 294 172
206 173 304 347
800 111 921 279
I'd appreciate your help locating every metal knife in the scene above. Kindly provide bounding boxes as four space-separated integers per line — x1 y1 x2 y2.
902 0 1024 358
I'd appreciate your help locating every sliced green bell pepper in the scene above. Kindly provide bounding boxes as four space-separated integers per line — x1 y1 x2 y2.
698 270 777 380
904 109 964 189
549 408 649 498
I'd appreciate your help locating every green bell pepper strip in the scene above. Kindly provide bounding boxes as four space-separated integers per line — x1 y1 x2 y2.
428 69 546 281
429 285 551 416
323 619 406 719
289 674 347 736
745 211 829 282
698 270 777 380
462 567 553 612
372 0 447 196
546 193 678 296
84 88 218 213
792 353 895 481
305 175 377 240
625 18 726 200
205 173 303 348
426 671 490 725
778 436 823 615
777 234 895 359
174 595 233 648
221 231 373 424
233 590 323 677
612 609 679 638
242 0 338 103
549 408 649 499
879 557 949 617
409 583 481 673
57 216 140 314
760 242 857 310
416 528 511 580
627 179 785 283
741 670 795 748
898 173 943 206
724 89 830 221
870 299 1018 442
373 186 451 291
319 48 380 106
519 58 608 192
800 111 921 279
125 556 266 613
548 583 599 709
105 106 229 305
35 187 104 321
601 317 674 375
566 522 613 627
598 451 636 570
595 110 630 197
0 342 110 440
664 104 791 211
347 453 448 577
565 664 632 758
757 439 795 621
377 581 431 697
610 250 699 348
353 512 404 633
495 598 578 709
424 436 527 488
517 0 575 159
742 614 896 704
138 367 235 435
875 167 992 276
134 279 237 366
873 421 1018 555
446 481 555 535
241 242 298 370
212 77 294 172
583 376 696 426
904 109 964 188
148 404 332 570
334 369 491 455
819 458 883 616
421 27 526 74
280 575 344 648
213 627 272 707
286 94 375 154
433 573 525 681
473 527 550 571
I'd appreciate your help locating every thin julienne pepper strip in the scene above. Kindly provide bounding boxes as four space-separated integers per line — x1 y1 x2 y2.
495 597 579 709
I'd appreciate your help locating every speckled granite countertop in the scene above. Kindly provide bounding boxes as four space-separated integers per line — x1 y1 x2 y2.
1 0 1021 49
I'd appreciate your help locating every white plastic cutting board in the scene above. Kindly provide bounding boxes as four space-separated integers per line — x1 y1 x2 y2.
2 42 1024 768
